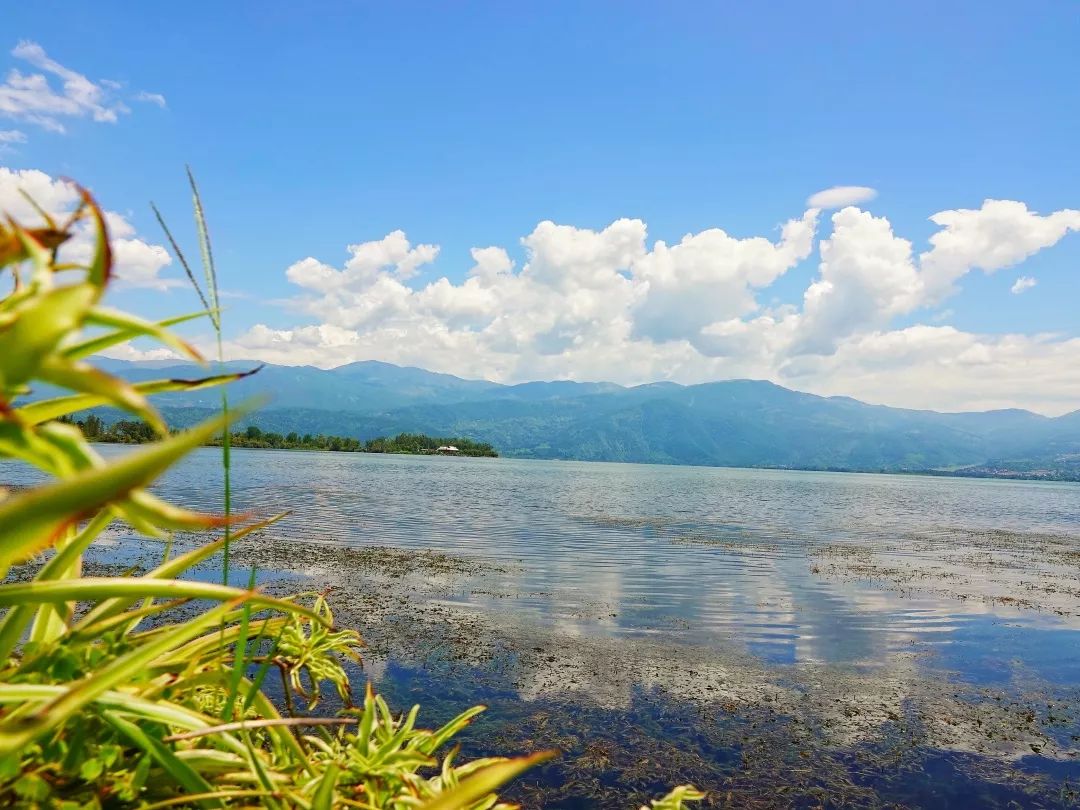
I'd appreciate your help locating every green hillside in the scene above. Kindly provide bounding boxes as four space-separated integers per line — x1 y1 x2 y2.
57 360 1080 476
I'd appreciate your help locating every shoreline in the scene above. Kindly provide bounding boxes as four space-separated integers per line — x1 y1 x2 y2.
35 524 1079 808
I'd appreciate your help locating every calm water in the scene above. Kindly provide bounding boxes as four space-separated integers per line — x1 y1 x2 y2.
5 447 1080 805
147 449 1080 673
7 447 1080 675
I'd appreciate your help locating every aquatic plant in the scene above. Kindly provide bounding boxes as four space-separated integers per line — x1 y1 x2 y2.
0 180 703 808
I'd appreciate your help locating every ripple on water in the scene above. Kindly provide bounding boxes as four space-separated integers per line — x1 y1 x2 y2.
3 447 1079 681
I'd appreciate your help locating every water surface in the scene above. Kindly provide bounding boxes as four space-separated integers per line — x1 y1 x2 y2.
136 449 1080 675
5 448 1080 806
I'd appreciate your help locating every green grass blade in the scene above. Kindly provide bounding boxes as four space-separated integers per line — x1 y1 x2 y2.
187 166 220 316
242 624 286 713
222 564 258 721
16 369 259 425
151 201 212 318
0 578 324 623
0 404 252 575
104 711 221 807
36 357 166 434
121 489 225 531
239 733 280 809
0 685 246 753
0 509 112 661
65 598 191 643
311 763 339 810
139 617 288 668
419 705 487 756
78 185 111 292
141 790 276 809
60 306 211 360
0 598 241 756
83 306 204 363
75 512 286 629
419 752 554 810
0 283 97 387
185 168 233 590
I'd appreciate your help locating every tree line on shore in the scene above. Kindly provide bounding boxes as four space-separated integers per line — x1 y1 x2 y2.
63 415 498 457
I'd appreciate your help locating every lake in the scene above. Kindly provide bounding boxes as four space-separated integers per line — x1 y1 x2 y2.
5 447 1080 807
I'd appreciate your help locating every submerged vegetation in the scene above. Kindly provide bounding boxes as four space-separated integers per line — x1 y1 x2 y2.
0 180 700 808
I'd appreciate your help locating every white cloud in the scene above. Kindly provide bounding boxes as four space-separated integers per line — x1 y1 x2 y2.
920 199 1080 302
791 200 1080 355
806 186 877 209
278 231 441 337
287 230 439 291
793 207 921 354
100 343 182 363
0 166 178 290
133 91 167 108
782 326 1080 414
0 41 162 137
467 246 514 280
7 165 1076 413
0 128 25 155
1011 276 1037 295
631 211 817 347
109 237 178 290
0 166 78 216
224 194 1080 414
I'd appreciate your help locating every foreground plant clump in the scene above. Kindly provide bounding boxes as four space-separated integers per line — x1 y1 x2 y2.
0 183 704 810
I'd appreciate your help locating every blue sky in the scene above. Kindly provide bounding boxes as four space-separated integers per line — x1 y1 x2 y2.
2 2 1080 412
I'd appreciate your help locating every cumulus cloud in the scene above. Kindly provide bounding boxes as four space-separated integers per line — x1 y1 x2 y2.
794 207 920 354
782 326 1080 414
100 343 182 363
632 211 817 348
284 230 440 330
0 41 164 137
7 164 1072 412
0 167 179 290
224 193 1080 414
806 186 877 209
920 200 1080 302
1011 276 1037 295
791 200 1080 355
467 246 514 280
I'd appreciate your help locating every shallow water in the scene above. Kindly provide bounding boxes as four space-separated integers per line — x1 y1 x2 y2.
120 448 1080 673
7 447 1080 678
5 447 1080 805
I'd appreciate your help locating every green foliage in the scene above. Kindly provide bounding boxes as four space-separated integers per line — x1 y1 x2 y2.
0 182 702 808
640 786 708 809
361 433 497 457
224 429 496 456
60 414 156 444
67 418 501 458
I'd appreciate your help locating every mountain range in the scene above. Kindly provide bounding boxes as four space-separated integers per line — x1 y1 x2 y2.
67 358 1080 475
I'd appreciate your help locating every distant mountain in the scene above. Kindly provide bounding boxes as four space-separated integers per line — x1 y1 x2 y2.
41 358 1080 475
92 358 501 412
